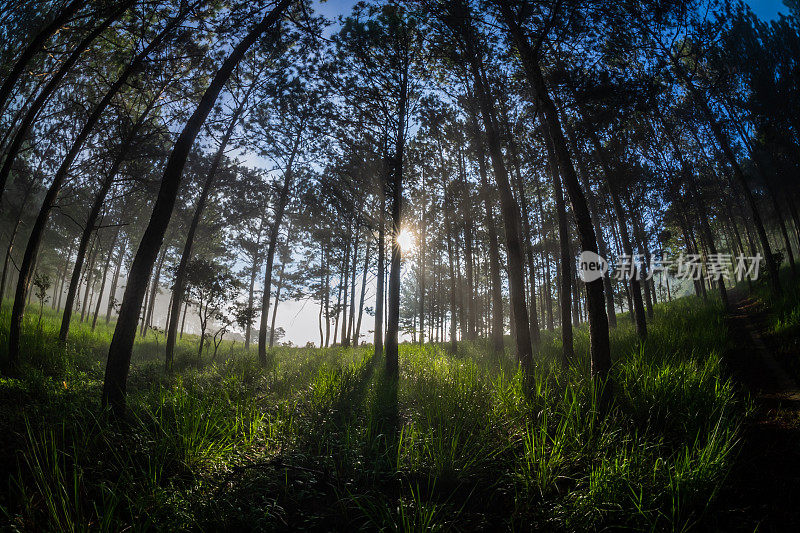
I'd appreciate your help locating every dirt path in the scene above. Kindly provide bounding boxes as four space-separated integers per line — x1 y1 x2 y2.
713 297 800 531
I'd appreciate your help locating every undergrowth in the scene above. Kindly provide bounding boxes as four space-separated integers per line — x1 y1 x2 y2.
0 297 740 531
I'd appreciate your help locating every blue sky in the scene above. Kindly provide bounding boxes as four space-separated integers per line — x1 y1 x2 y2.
747 0 790 19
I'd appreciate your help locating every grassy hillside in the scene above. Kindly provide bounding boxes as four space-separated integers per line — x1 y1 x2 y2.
0 298 741 531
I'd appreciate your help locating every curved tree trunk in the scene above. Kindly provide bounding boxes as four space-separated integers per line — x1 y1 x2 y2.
10 5 180 358
0 0 83 118
101 0 292 414
164 94 251 370
0 1 133 205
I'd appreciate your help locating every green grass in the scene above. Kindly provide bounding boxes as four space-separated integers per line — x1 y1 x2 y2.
744 268 800 379
0 297 741 531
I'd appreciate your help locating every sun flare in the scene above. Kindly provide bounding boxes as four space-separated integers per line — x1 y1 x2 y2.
396 227 416 252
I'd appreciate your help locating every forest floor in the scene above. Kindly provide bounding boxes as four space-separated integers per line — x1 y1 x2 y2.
3 290 800 531
716 293 800 531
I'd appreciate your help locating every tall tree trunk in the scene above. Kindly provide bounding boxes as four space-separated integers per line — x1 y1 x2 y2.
418 183 427 345
497 4 611 381
268 261 286 349
142 246 167 335
560 117 617 327
100 0 291 412
258 131 299 364
464 51 532 374
534 175 555 330
354 235 371 346
244 216 267 349
0 181 34 300
629 203 654 319
0 1 134 206
585 130 647 340
106 237 126 323
80 232 101 323
58 239 77 311
385 59 409 378
347 226 359 345
0 0 82 118
543 131 574 364
501 112 541 347
180 300 188 339
374 191 385 357
340 230 352 347
165 91 252 370
324 244 331 347
92 225 120 330
480 158 505 354
446 211 458 353
467 107 505 354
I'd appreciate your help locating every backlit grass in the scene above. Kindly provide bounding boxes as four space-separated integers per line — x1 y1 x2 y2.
0 297 740 531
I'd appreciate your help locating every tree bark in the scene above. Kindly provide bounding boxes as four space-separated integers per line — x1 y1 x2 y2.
560 117 617 327
106 237 126 323
543 130 574 364
463 44 532 375
374 190 385 357
586 130 647 340
0 180 34 300
268 260 286 348
0 1 133 206
446 208 458 353
501 111 541 347
92 225 120 330
80 231 100 323
354 234 371 346
384 55 409 378
165 92 251 370
142 246 167 335
496 3 611 380
245 216 267 349
258 129 299 364
0 0 83 118
101 0 291 413
458 147 477 340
